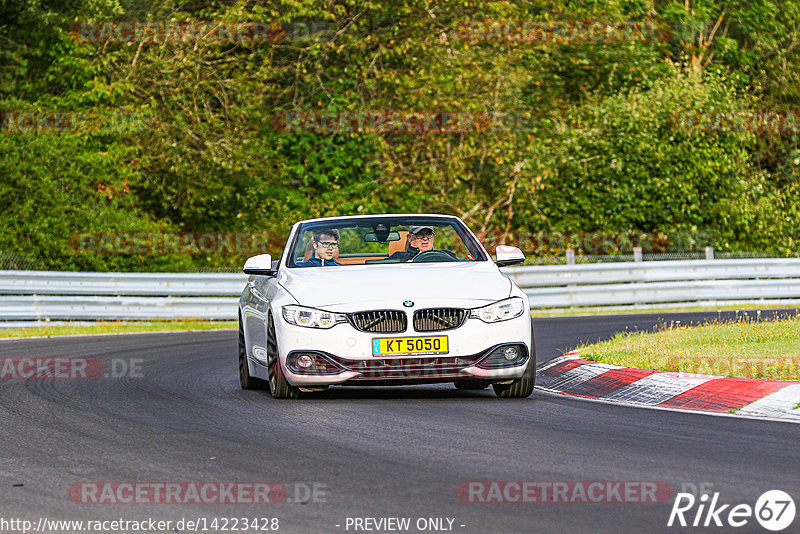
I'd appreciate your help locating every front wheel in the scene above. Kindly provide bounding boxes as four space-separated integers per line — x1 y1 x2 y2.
492 319 536 399
239 314 267 390
266 314 303 399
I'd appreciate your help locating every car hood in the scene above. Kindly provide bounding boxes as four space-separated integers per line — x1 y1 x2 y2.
278 262 512 309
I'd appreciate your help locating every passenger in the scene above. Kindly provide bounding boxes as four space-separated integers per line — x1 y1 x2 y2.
296 229 341 266
388 225 456 261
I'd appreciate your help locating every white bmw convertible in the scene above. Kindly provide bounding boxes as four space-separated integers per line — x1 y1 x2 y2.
238 214 535 399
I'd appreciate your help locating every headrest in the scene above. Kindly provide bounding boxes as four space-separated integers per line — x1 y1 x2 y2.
387 231 409 256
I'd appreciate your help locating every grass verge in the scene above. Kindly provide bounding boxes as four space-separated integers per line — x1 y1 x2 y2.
0 320 236 339
577 315 800 381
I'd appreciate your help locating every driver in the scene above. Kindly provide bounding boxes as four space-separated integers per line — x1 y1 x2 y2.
388 225 456 261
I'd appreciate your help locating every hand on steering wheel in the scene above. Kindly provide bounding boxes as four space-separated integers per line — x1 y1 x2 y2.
412 250 459 263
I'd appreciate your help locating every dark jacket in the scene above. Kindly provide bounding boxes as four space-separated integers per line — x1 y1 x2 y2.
387 246 420 262
296 257 341 267
388 248 456 261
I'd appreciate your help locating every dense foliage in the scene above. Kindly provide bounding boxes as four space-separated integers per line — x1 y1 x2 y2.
2 0 799 270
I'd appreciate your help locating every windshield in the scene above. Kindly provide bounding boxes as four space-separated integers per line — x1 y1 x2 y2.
287 217 488 267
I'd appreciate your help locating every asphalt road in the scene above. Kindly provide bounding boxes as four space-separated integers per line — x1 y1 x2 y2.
0 310 798 534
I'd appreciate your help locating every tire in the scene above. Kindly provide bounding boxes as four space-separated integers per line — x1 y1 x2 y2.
239 314 267 390
266 314 302 399
492 318 536 399
454 380 491 390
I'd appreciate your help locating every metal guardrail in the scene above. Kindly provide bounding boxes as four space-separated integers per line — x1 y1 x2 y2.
502 258 800 308
1 258 800 320
0 296 238 320
0 270 247 296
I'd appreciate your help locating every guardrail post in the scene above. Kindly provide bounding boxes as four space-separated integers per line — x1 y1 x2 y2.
565 249 575 265
633 247 643 262
705 246 714 260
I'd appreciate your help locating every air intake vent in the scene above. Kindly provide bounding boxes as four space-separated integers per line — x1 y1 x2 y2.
349 310 407 333
413 308 466 332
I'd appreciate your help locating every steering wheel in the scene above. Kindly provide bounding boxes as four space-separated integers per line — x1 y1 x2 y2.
412 250 459 263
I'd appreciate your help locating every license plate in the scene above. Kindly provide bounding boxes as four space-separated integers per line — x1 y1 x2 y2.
372 336 449 356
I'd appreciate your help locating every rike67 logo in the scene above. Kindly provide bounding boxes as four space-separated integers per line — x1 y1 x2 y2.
668 490 795 531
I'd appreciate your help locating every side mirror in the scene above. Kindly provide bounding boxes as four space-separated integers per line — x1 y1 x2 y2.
495 245 525 267
243 254 276 276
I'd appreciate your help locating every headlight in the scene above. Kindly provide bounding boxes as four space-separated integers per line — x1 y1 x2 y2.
282 305 348 329
469 297 525 323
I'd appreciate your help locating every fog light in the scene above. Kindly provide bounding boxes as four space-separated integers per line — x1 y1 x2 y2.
297 354 314 368
476 344 527 369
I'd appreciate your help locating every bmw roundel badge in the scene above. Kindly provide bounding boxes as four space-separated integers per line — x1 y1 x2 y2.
403 300 414 307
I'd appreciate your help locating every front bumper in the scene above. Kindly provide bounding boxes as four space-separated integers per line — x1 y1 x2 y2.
282 343 531 386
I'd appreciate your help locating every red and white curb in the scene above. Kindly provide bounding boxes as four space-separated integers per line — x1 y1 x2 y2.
537 352 800 422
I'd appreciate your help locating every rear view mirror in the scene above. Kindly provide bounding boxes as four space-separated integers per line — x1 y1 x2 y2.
364 231 401 243
243 253 277 275
495 245 525 267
